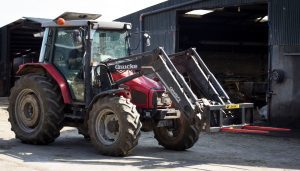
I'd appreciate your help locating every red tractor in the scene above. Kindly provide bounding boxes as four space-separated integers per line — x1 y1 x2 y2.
8 13 253 156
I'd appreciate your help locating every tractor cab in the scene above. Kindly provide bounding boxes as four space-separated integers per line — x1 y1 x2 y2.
39 13 133 102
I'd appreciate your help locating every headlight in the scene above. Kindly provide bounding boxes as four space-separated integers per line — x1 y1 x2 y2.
157 92 172 107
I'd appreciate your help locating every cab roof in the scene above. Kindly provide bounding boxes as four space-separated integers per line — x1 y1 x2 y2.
42 20 130 30
54 12 101 21
42 12 131 30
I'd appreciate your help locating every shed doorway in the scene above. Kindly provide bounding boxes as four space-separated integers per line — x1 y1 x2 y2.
177 4 268 110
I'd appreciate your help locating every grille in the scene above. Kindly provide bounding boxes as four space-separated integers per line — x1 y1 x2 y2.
131 90 147 105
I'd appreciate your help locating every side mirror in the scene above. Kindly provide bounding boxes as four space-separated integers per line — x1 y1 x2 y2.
143 33 151 47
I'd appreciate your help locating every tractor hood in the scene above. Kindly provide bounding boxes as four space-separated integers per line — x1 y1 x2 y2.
112 71 165 109
112 71 164 90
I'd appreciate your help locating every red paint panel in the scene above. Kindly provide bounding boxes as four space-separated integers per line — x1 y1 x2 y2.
112 71 164 109
220 128 269 134
17 63 72 104
242 125 291 132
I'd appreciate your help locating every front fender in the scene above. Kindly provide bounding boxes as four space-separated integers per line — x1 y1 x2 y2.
17 63 72 104
87 89 124 112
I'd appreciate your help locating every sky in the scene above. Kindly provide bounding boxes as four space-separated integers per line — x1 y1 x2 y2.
0 0 166 27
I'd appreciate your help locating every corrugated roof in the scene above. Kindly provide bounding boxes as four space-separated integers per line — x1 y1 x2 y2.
1 17 51 28
24 17 51 24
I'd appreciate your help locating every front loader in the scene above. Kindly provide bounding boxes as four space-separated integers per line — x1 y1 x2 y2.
8 13 253 156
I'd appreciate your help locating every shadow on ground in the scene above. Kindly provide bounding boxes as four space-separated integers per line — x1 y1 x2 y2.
0 128 300 170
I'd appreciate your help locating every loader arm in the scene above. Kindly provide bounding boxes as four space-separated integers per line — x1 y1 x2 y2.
169 48 231 105
100 47 203 120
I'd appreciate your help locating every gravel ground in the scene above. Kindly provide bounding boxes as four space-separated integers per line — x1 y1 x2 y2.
0 97 299 171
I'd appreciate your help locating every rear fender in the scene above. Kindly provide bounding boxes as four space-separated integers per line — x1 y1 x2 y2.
17 63 72 104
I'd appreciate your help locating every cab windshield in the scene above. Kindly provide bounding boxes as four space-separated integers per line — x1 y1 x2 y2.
91 30 128 63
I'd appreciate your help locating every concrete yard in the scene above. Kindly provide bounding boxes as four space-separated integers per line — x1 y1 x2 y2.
0 97 299 171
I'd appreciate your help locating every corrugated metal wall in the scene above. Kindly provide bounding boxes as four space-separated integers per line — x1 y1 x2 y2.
269 0 300 127
0 30 2 96
270 45 300 127
269 0 300 45
0 30 2 58
0 31 2 62
143 11 177 53
0 27 9 96
177 0 266 10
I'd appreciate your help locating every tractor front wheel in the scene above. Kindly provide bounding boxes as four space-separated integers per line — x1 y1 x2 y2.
88 96 141 156
154 115 201 150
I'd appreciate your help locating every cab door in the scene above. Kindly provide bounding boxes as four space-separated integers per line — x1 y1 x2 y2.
51 28 85 101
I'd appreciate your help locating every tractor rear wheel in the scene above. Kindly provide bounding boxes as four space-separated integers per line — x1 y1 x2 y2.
8 74 64 144
88 96 141 156
154 115 201 150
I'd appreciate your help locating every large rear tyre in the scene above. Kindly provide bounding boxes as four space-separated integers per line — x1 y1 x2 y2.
88 96 141 156
8 74 64 144
154 115 201 150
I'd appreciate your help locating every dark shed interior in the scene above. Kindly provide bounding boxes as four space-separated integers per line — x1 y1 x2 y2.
0 18 46 96
177 4 268 108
